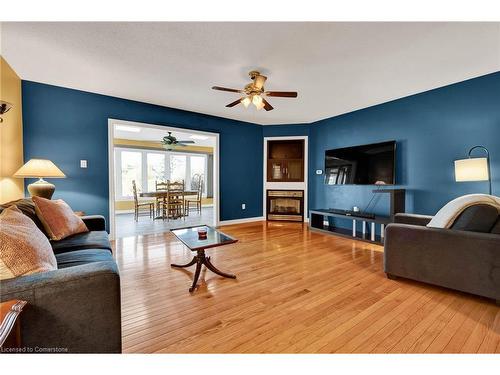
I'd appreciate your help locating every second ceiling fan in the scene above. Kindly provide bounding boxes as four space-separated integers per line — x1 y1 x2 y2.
212 71 298 111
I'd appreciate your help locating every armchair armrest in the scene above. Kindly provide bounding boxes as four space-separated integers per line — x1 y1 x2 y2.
384 223 500 301
394 213 433 226
81 215 106 231
0 261 121 353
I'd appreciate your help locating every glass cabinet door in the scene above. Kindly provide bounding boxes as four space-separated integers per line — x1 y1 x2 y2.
268 161 285 181
286 160 303 181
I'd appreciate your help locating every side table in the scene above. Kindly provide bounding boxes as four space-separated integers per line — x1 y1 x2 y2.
0 300 27 350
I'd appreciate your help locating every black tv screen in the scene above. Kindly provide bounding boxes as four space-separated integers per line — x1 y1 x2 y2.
325 141 396 185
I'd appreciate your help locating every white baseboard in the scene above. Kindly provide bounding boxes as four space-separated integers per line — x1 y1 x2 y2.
218 216 265 226
217 216 308 226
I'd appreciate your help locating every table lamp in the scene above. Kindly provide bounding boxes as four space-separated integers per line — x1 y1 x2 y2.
454 146 491 195
13 159 66 199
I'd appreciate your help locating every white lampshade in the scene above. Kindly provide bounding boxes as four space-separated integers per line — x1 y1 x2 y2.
454 157 489 182
252 94 263 110
241 97 251 108
13 159 66 178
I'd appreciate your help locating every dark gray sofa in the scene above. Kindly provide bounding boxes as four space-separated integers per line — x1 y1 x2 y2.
384 208 500 305
0 199 121 353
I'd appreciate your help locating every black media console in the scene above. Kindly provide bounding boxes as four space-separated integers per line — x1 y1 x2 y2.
309 189 406 244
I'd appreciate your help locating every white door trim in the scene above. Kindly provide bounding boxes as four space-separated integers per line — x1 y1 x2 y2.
107 118 220 239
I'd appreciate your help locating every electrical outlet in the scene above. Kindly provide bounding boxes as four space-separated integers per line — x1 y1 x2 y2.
241 203 246 210
80 160 88 168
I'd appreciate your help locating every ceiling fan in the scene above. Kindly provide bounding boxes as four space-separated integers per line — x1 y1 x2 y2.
212 71 298 111
161 132 195 150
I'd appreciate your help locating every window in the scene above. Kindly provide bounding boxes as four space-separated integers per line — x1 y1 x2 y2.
190 155 206 192
120 151 142 197
170 155 186 183
114 147 209 200
147 152 166 192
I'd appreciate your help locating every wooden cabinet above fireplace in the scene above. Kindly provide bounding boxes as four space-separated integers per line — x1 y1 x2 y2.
267 139 304 182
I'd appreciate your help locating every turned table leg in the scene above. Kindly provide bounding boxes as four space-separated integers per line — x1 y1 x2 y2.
171 249 236 292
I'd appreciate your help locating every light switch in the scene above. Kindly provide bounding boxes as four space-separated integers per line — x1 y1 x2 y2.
80 160 88 168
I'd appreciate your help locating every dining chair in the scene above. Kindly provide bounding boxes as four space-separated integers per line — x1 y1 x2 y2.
155 180 169 217
132 180 154 221
165 180 185 221
185 175 203 215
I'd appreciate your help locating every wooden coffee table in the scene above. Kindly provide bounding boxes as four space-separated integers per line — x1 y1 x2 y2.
170 225 238 292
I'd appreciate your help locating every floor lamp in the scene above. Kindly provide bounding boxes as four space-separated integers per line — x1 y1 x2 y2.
454 145 492 195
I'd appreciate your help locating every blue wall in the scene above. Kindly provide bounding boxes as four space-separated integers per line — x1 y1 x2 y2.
309 71 500 217
21 72 500 229
22 81 263 226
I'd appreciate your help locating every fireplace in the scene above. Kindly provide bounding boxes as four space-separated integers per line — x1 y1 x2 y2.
266 190 304 222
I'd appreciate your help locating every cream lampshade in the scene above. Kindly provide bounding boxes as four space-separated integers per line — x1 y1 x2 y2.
454 145 492 195
454 158 489 181
13 159 66 199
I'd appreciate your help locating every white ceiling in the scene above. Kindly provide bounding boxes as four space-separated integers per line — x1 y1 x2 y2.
2 22 499 125
113 123 216 147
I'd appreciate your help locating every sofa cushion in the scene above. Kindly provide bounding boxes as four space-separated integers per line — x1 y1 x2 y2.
0 198 47 235
33 196 89 241
55 249 114 269
51 230 112 254
491 218 500 234
451 204 499 233
0 206 57 280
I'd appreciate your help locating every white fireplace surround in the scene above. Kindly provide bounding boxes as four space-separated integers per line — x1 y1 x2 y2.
263 136 309 222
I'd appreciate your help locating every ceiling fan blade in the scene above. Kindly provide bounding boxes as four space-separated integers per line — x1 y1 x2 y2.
212 86 243 93
177 140 196 144
225 98 243 108
265 91 298 98
262 98 274 111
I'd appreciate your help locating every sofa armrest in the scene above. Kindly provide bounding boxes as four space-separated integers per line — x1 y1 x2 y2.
394 213 433 226
0 261 121 353
384 223 500 301
81 215 106 231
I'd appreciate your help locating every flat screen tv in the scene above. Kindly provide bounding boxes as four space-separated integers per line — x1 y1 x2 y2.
325 141 396 185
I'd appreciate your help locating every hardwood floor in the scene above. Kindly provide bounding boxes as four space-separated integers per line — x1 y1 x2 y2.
113 221 499 353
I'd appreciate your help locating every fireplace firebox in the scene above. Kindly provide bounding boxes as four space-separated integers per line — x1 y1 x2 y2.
266 190 304 222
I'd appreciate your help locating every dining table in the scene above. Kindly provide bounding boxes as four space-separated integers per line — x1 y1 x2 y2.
140 190 198 220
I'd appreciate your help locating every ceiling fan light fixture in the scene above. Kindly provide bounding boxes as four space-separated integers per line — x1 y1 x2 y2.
212 71 298 112
241 96 251 108
252 94 263 108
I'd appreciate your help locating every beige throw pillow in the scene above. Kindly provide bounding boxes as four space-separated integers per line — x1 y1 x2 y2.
33 196 88 241
0 205 57 280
